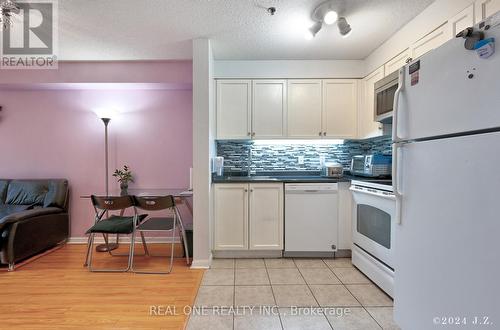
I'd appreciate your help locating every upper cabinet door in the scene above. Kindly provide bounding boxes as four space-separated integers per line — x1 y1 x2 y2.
384 49 411 76
216 80 251 140
449 5 474 38
322 79 358 139
249 183 283 250
411 22 450 59
287 80 323 138
359 67 384 139
252 80 287 139
475 0 500 22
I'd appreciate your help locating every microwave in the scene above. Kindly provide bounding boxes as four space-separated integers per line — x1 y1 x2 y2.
350 154 392 178
374 70 399 123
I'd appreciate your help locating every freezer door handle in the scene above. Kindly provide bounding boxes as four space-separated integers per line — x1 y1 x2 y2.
392 68 405 143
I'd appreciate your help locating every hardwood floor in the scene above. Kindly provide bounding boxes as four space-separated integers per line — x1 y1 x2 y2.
0 244 204 329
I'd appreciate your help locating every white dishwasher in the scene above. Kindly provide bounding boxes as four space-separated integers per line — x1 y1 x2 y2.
284 183 339 257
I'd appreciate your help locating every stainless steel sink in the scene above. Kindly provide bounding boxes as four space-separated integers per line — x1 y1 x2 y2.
249 176 279 180
222 175 279 181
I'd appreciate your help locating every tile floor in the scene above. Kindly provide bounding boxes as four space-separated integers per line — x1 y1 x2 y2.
187 258 400 330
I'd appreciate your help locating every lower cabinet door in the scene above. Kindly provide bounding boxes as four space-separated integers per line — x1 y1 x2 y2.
214 184 249 250
249 183 284 250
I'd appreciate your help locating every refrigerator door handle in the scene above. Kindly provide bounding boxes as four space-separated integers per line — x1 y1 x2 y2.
392 68 405 143
393 142 404 224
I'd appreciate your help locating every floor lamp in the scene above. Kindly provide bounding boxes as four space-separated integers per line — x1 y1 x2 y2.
95 115 119 252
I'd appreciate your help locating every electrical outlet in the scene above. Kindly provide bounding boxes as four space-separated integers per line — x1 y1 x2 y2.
319 155 326 166
298 156 305 165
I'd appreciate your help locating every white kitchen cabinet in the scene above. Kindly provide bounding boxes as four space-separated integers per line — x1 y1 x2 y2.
287 80 323 138
384 49 411 76
411 22 450 59
216 80 252 140
213 184 249 250
449 5 475 38
337 182 353 251
475 0 500 22
252 80 287 139
214 183 283 251
358 67 384 139
322 79 358 139
249 183 283 250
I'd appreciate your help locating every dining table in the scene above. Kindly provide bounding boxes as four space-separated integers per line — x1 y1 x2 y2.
80 188 193 252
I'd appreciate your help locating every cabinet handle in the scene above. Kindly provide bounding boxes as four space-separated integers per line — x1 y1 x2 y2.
250 189 254 192
323 132 327 136
244 189 248 192
247 132 251 136
251 132 255 137
318 132 322 136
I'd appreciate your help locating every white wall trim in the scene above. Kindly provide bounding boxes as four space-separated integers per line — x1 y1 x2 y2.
190 252 212 269
192 38 215 269
67 237 181 244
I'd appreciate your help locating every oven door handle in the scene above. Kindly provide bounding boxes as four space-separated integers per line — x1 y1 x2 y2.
349 187 396 200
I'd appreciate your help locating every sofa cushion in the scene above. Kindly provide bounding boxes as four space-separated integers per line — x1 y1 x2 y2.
43 180 69 209
0 204 32 220
5 181 48 206
0 180 9 204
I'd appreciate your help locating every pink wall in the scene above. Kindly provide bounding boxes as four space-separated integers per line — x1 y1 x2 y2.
0 62 193 237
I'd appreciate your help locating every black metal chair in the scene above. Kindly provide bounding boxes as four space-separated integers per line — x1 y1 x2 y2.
84 195 148 272
131 195 190 274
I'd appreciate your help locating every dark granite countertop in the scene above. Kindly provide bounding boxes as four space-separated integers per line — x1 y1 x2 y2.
212 171 386 184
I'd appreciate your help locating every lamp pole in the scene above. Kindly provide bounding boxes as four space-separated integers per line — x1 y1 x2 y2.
102 118 110 196
96 117 119 252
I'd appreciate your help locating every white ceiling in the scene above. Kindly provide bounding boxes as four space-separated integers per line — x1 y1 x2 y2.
58 0 435 61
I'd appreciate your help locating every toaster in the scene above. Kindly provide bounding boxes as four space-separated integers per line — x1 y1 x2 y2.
322 162 344 178
350 154 392 177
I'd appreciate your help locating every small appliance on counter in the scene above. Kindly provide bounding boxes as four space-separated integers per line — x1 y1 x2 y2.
322 162 344 178
350 154 391 178
213 156 224 176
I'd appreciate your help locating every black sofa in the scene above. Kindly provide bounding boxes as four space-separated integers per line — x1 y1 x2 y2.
0 179 69 270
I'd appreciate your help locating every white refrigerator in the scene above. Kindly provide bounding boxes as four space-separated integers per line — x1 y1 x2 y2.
393 19 500 330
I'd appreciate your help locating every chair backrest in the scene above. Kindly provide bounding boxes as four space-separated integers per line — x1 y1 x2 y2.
91 195 134 211
133 195 175 211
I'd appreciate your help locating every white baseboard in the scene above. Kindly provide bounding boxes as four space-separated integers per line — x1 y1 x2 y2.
190 252 212 269
67 236 181 244
213 250 282 258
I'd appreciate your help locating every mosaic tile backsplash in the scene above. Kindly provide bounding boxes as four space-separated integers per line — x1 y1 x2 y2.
216 136 392 173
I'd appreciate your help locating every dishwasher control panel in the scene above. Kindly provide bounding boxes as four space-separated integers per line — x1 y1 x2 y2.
285 183 338 192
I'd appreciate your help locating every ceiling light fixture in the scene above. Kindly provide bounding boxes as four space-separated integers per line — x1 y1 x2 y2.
306 0 351 40
323 10 338 25
337 17 352 37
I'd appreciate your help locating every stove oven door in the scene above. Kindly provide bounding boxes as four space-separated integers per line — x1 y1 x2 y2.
350 186 396 269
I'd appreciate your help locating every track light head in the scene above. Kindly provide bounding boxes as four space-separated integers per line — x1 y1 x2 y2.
337 17 351 37
305 21 322 40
